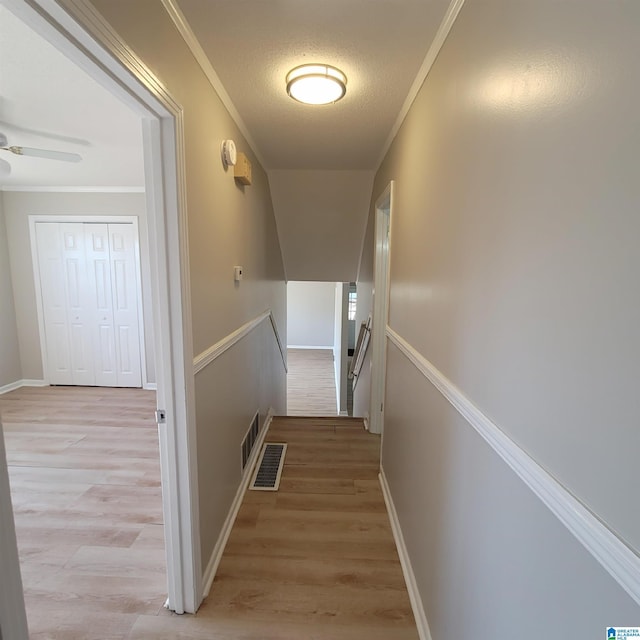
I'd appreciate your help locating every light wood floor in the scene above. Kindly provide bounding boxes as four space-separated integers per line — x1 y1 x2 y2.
0 385 166 640
127 416 419 640
287 349 338 416
1 390 417 639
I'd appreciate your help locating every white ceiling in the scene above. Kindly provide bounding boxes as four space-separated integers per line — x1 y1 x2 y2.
0 5 144 189
174 0 451 170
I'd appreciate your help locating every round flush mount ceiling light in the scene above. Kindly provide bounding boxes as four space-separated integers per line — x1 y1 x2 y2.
286 64 347 105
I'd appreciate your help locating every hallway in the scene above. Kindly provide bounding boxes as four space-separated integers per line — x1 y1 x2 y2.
127 416 418 639
2 0 639 635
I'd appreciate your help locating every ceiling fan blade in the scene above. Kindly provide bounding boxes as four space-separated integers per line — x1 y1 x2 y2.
8 146 82 163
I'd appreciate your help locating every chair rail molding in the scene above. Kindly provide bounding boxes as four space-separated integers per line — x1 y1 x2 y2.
386 325 640 607
193 310 287 374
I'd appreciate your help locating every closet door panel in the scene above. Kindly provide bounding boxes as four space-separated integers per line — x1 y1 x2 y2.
109 224 142 387
85 224 117 386
61 224 95 385
35 223 73 385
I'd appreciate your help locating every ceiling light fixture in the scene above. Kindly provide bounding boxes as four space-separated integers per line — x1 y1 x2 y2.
286 64 347 105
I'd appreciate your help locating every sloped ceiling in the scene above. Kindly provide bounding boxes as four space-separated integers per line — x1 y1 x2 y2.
269 170 374 282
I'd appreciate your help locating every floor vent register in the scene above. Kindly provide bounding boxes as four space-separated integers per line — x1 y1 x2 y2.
249 443 287 491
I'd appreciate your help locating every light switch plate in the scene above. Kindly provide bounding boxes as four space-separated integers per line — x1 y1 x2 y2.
234 266 243 282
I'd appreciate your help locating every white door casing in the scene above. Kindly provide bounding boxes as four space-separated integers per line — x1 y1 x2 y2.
369 181 395 436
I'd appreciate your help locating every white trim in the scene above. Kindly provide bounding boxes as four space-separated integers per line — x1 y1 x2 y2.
375 0 465 169
193 311 267 375
286 345 333 350
159 0 266 169
201 408 274 597
0 380 23 395
1 186 145 193
335 356 340 415
369 181 394 435
19 378 47 387
0 379 47 395
379 469 432 640
386 326 640 607
194 310 288 375
143 382 158 391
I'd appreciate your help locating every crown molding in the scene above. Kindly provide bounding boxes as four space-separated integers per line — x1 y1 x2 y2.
160 0 266 169
376 0 466 170
1 185 145 193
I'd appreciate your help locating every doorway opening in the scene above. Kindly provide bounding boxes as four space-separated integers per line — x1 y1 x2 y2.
369 181 394 435
0 1 199 634
286 280 355 416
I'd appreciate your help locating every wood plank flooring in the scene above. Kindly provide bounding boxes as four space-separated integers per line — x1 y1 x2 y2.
128 416 419 640
0 386 166 640
287 349 338 416
1 390 417 639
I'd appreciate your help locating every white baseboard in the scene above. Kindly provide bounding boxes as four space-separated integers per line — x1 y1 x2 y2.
339 410 349 417
286 345 333 350
0 379 47 395
21 379 46 387
143 382 157 391
201 407 274 597
0 380 23 395
379 468 432 640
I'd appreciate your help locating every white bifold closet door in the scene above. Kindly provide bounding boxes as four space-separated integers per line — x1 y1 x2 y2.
35 222 142 388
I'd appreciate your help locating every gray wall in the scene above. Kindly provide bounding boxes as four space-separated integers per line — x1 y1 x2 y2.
269 170 374 282
1 191 155 385
361 0 640 632
0 199 21 389
89 0 287 569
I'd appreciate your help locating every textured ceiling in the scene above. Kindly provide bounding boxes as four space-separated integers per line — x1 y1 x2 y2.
0 5 144 189
173 0 452 170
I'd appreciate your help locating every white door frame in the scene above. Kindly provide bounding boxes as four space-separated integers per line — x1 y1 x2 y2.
369 181 395 435
29 216 150 389
0 0 201 616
